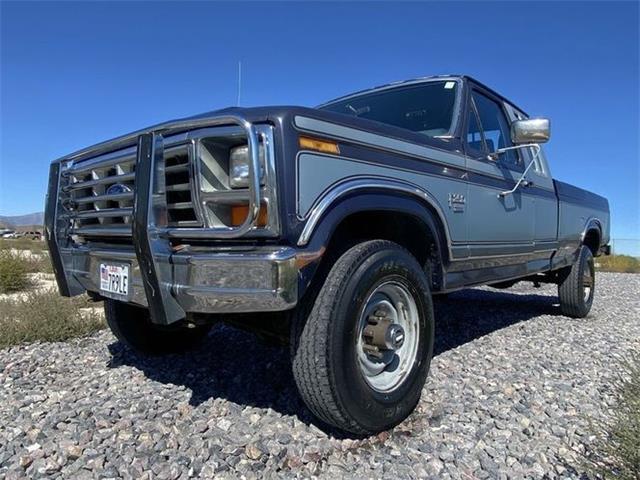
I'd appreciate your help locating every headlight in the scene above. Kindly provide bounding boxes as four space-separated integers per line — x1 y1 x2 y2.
229 144 265 189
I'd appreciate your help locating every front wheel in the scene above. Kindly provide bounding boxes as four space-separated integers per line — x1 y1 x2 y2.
558 246 595 318
105 300 211 355
291 240 434 435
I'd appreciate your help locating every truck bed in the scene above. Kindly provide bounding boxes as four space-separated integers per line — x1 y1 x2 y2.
554 180 610 258
554 180 609 211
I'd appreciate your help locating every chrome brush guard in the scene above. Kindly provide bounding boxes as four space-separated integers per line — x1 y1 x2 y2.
45 114 296 325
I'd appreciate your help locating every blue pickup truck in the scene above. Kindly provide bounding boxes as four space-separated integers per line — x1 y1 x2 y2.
46 75 610 434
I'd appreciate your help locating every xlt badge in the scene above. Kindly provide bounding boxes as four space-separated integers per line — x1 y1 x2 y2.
448 193 466 212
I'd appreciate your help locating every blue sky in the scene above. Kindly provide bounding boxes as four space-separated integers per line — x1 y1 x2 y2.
1 1 638 242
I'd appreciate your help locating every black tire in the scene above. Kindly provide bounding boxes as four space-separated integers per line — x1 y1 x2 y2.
558 246 595 318
291 240 434 435
105 300 211 355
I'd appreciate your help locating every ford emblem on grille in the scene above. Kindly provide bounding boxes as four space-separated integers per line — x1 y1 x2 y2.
106 184 132 195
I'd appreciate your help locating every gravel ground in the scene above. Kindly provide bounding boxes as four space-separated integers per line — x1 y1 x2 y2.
1 272 638 479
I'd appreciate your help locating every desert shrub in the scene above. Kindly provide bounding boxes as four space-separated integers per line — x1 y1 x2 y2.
0 289 105 348
0 249 53 293
0 238 47 253
585 353 640 479
596 255 640 273
0 250 31 293
21 251 53 274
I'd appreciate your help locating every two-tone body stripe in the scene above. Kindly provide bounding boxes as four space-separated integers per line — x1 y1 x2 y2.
293 116 558 200
294 115 466 168
337 143 558 201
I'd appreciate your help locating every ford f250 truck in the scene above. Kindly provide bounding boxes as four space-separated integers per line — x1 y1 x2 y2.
45 75 610 434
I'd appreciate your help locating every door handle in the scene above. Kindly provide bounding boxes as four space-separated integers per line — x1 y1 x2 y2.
498 159 537 198
499 178 533 197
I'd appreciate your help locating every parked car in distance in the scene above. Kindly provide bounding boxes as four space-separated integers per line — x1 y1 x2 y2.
19 230 43 240
45 75 610 434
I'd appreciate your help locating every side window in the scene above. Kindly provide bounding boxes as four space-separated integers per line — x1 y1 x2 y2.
465 103 485 154
471 91 522 169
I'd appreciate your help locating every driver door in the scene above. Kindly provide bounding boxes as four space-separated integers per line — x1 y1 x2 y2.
463 88 535 254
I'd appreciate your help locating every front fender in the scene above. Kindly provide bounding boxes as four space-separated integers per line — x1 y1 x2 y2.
295 181 452 298
297 177 452 251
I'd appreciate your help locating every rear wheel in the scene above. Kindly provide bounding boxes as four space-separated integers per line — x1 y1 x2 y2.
558 246 595 318
105 300 211 355
291 240 434 435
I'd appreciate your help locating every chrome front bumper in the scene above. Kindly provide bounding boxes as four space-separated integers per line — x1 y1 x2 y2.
59 245 298 317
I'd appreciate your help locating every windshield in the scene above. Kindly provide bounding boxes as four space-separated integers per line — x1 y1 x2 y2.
320 80 459 138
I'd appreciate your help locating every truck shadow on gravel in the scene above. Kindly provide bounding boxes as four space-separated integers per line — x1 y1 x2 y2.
431 288 560 355
106 288 560 430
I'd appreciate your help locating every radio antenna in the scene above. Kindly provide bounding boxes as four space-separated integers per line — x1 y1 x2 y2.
236 61 242 106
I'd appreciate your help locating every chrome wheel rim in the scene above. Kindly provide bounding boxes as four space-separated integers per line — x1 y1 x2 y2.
583 264 594 302
356 280 420 393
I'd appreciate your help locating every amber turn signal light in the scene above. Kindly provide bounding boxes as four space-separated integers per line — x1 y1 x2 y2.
299 136 340 154
230 203 268 227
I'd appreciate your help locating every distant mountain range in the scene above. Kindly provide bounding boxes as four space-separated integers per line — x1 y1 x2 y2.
0 212 45 228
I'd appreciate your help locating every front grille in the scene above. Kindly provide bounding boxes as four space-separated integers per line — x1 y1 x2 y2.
63 143 201 239
64 147 137 237
164 146 200 227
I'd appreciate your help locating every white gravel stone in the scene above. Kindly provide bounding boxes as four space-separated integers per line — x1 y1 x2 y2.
0 272 638 478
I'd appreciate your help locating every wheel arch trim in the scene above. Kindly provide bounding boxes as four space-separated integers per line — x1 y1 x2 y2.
296 177 453 255
581 217 602 245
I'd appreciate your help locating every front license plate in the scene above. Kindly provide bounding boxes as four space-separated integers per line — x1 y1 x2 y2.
99 263 130 298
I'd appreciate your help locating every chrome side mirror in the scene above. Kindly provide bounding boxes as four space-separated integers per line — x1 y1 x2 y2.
511 118 550 144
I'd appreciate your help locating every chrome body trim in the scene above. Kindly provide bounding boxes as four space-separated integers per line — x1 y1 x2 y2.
71 226 133 237
73 191 133 205
63 172 136 192
56 114 266 164
174 115 262 238
71 207 132 219
61 245 298 314
64 146 138 175
175 123 280 239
